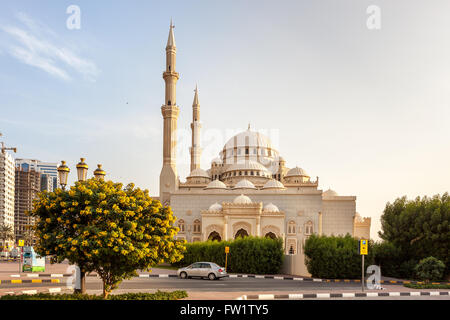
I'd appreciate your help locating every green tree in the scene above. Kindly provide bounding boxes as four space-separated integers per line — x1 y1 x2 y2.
31 178 185 298
378 193 449 276
0 223 15 252
414 257 446 282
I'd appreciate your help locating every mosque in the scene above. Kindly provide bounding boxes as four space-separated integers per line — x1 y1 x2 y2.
157 22 371 275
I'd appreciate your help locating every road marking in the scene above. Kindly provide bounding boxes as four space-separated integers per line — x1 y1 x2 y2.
389 292 400 296
258 294 274 300
255 275 264 279
288 293 303 299
31 279 42 283
11 279 22 284
367 292 378 297
313 279 322 282
229 275 237 278
10 275 21 278
22 290 37 295
49 288 62 293
430 291 440 296
342 293 355 298
410 292 420 296
27 274 39 278
274 276 284 280
51 279 60 283
317 293 330 298
159 274 169 278
293 278 303 281
51 274 63 278
139 274 150 278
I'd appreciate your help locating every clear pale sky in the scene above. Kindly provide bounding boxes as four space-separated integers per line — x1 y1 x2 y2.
1 1 449 241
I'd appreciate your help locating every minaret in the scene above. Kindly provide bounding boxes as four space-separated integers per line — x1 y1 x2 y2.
190 85 202 172
160 20 180 205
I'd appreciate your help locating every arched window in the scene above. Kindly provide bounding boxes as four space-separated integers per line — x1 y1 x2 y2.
305 221 313 235
265 232 277 239
288 221 296 235
208 231 221 241
193 220 201 234
235 228 249 239
178 219 185 233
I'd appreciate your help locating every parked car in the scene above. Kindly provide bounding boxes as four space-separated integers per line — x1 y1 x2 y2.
177 262 227 280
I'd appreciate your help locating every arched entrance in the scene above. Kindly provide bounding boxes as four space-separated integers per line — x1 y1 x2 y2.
208 231 221 241
235 228 249 239
265 232 277 239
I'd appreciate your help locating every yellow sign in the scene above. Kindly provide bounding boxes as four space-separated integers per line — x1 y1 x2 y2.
18 240 24 247
225 246 229 254
360 239 368 255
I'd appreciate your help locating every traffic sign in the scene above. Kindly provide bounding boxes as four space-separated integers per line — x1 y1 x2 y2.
360 239 368 255
18 240 24 247
225 246 229 254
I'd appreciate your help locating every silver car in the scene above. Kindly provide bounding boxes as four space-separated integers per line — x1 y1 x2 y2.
177 262 227 280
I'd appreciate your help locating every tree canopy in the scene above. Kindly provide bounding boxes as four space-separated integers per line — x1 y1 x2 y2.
31 178 185 297
378 193 449 275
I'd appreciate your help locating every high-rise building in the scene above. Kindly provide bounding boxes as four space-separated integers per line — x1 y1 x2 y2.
14 166 40 245
0 151 15 248
15 159 58 192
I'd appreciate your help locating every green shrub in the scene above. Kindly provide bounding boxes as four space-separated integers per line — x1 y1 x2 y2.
304 234 375 279
0 290 187 300
173 236 284 274
414 257 446 282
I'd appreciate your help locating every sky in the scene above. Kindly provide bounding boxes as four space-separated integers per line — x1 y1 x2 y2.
1 1 449 241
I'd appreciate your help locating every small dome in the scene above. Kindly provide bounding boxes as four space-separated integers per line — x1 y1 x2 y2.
233 194 252 204
263 203 280 212
208 202 223 212
323 189 338 198
233 179 256 190
285 166 309 177
262 179 285 189
205 179 227 189
188 168 210 178
211 157 222 164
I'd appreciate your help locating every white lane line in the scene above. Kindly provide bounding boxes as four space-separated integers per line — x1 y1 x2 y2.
258 294 274 300
288 294 303 299
317 293 331 298
342 293 355 298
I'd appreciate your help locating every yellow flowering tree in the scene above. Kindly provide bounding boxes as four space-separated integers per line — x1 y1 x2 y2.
31 178 185 298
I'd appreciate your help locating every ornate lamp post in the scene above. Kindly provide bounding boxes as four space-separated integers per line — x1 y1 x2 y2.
93 164 106 181
76 158 89 182
58 158 106 189
57 161 70 190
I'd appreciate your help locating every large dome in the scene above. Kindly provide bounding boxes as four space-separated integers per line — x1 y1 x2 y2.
226 160 270 174
219 129 279 163
285 166 309 177
262 179 285 190
323 189 338 198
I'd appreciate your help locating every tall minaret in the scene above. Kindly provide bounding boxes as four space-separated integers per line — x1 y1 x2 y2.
160 20 180 205
190 85 202 172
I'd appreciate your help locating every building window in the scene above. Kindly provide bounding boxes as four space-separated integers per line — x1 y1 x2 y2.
178 219 185 233
305 221 313 235
193 220 201 234
245 148 249 155
288 221 296 235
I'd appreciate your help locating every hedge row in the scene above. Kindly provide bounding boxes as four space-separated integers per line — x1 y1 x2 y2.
304 234 375 279
172 236 284 274
0 290 188 300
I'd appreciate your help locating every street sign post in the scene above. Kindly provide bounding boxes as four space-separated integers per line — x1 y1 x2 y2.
18 240 24 273
225 246 230 271
359 239 368 291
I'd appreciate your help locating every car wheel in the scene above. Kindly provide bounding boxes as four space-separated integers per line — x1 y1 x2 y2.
180 272 187 279
208 273 216 281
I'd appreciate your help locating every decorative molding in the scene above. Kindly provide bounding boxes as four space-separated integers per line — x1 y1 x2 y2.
262 225 281 238
232 221 251 237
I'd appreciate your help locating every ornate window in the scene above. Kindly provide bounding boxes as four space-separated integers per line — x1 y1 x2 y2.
287 221 296 235
286 238 297 255
193 220 201 234
305 221 313 235
178 219 185 233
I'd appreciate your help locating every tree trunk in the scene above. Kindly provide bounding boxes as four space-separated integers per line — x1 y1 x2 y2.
102 278 110 299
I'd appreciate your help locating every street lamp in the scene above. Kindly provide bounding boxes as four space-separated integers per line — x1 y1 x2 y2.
57 161 70 190
93 164 106 181
76 158 89 182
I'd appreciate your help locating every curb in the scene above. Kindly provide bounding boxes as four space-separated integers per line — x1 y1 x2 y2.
0 279 62 285
1 287 71 296
238 291 450 300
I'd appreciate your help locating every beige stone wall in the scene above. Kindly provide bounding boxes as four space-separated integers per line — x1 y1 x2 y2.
321 197 356 237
